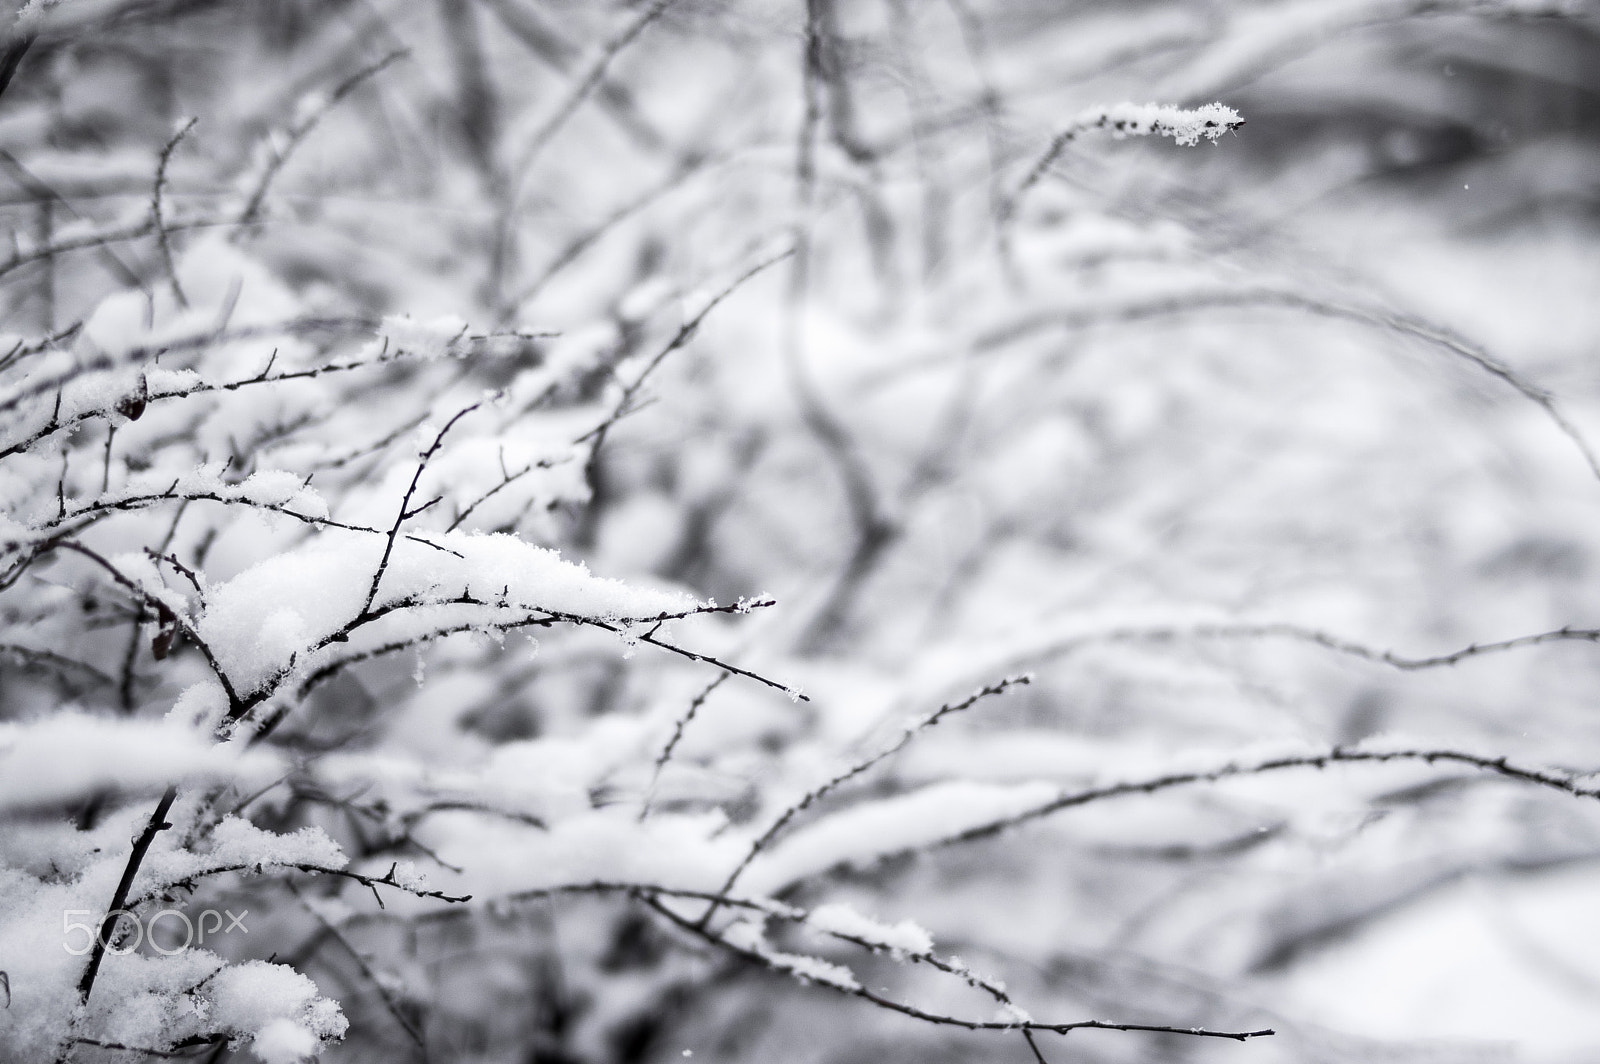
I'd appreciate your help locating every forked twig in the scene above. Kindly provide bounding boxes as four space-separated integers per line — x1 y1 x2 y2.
703 676 1028 923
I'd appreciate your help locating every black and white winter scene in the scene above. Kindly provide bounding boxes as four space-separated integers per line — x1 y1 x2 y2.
2 1 1600 1061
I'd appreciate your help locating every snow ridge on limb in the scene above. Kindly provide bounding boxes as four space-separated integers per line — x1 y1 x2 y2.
635 888 1275 1052
477 882 1273 1053
1068 102 1245 147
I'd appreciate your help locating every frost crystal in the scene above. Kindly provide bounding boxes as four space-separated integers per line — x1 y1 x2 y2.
1076 102 1243 146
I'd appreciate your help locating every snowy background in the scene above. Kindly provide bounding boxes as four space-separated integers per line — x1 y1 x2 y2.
2 1 1600 1062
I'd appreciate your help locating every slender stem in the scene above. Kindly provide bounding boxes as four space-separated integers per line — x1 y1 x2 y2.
77 786 179 1003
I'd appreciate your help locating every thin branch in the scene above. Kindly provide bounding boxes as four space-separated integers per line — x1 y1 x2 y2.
69 1035 225 1059
997 106 1243 258
444 454 569 533
0 316 380 433
77 786 179 1004
600 611 802 701
706 676 1028 920
968 619 1600 686
641 892 1273 1043
481 0 666 152
0 643 115 688
52 540 242 715
135 860 471 910
509 0 678 179
0 149 145 290
360 399 487 619
919 746 1600 859
640 671 729 820
0 215 229 283
575 247 794 457
291 597 789 700
236 50 409 228
285 882 426 1049
966 286 1600 485
455 881 1267 1043
0 32 33 104
786 8 898 653
508 151 709 310
152 117 198 308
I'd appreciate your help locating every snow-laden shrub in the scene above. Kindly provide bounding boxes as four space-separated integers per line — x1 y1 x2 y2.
4 2 1600 1063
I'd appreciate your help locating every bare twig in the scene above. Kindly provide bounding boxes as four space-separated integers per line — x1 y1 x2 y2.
285 882 427 1048
509 0 678 179
0 643 115 689
76 786 180 1004
152 117 198 308
0 32 33 103
508 151 711 310
0 150 145 291
481 0 666 151
967 286 1600 484
705 676 1028 921
904 746 1600 860
640 671 729 820
236 50 408 228
576 246 794 457
958 619 1600 690
787 6 898 654
52 540 242 716
360 399 487 619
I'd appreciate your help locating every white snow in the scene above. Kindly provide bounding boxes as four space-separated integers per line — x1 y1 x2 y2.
806 903 933 957
198 530 699 695
0 714 282 812
370 314 469 361
1074 102 1243 147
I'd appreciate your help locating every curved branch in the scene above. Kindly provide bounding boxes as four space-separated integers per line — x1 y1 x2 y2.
927 746 1600 857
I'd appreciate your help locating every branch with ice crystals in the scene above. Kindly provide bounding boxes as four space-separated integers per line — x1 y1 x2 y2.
1002 102 1241 246
1022 103 1243 193
366 314 468 362
219 590 794 744
0 313 554 461
1074 102 1243 146
636 889 1272 1046
409 882 1262 1047
136 852 471 910
0 214 228 285
199 526 784 708
75 467 325 524
287 599 787 712
719 916 862 990
576 247 794 459
284 880 426 1048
